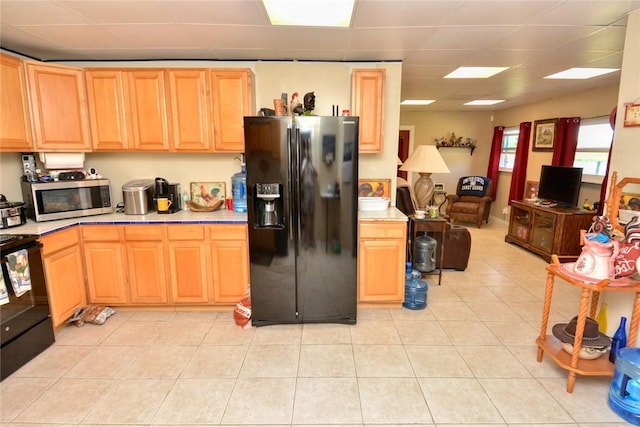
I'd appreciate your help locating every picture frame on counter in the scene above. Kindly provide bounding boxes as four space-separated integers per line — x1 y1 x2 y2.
358 179 391 197
190 182 226 208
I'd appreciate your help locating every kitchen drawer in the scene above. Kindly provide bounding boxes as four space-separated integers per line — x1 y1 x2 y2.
167 224 204 240
81 225 120 241
208 224 247 241
41 227 80 255
359 222 405 239
123 224 164 241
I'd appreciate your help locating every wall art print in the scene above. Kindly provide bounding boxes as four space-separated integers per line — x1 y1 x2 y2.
532 118 558 152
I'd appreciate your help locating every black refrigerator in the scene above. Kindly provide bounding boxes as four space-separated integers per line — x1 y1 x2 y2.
244 116 359 326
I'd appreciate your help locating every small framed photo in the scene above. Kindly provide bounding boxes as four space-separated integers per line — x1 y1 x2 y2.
190 182 226 208
358 178 391 197
532 118 558 152
623 103 640 127
526 180 539 200
434 183 445 192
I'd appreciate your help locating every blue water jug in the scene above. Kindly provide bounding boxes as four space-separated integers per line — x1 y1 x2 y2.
609 347 640 425
403 262 428 310
232 160 247 213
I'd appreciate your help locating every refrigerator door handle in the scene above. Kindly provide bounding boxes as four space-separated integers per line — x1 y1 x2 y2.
292 127 301 253
286 127 297 250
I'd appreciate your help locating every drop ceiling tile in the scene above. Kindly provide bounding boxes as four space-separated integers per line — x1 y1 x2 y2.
267 27 351 50
277 49 349 61
186 25 275 49
531 0 640 25
584 52 624 67
521 49 619 69
158 0 267 25
559 26 627 51
350 28 437 51
490 25 603 50
59 0 175 24
353 1 456 27
419 26 519 50
404 50 479 66
16 24 130 49
402 64 457 79
442 1 561 25
344 50 405 61
213 48 286 61
0 0 89 25
102 23 199 48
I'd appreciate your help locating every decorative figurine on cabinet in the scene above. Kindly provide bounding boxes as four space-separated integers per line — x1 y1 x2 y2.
303 91 315 115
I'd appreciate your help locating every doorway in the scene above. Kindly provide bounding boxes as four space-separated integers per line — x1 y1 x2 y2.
398 130 410 180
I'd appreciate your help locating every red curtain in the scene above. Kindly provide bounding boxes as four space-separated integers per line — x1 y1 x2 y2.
507 122 531 205
486 126 504 200
552 117 581 166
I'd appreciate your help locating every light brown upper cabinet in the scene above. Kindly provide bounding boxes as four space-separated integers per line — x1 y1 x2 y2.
210 69 254 152
352 69 385 153
26 62 91 151
85 67 251 152
167 69 212 152
126 69 171 151
85 70 129 151
0 53 34 151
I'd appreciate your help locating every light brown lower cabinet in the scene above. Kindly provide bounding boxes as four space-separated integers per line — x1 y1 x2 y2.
358 221 406 303
41 228 87 327
80 223 248 307
167 224 209 303
207 225 249 303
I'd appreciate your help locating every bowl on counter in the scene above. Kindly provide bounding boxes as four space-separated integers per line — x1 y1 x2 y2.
358 197 390 212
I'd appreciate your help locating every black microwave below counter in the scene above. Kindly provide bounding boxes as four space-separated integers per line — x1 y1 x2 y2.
21 179 112 222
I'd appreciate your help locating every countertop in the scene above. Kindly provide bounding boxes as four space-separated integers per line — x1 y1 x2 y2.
1 207 406 237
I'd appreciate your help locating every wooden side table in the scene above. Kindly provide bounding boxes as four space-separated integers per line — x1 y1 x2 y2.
410 215 449 286
536 255 640 393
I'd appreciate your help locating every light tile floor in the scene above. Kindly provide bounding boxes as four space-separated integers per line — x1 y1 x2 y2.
0 220 632 426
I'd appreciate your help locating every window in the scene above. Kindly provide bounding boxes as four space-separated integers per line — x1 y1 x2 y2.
573 116 613 180
499 127 519 172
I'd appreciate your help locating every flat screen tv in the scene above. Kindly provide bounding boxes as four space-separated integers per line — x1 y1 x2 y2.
537 165 583 208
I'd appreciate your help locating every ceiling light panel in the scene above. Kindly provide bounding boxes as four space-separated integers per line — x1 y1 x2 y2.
263 0 355 27
401 100 436 105
544 67 620 79
445 67 509 78
465 100 505 105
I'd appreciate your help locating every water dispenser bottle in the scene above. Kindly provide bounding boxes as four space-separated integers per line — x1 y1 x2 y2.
232 156 247 213
403 262 428 310
414 233 437 273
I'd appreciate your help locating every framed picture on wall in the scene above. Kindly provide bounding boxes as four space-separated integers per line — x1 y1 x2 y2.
532 118 558 152
623 103 640 127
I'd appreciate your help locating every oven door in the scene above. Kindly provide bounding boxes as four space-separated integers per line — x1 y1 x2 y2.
0 239 50 346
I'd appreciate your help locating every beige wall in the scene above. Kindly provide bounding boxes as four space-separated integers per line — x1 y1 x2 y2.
399 84 619 220
399 111 494 199
0 59 402 206
492 84 619 217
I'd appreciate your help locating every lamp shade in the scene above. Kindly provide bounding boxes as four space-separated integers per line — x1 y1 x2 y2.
399 145 450 209
399 145 450 174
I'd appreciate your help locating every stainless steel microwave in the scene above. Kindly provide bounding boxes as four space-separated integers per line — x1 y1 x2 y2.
21 179 112 222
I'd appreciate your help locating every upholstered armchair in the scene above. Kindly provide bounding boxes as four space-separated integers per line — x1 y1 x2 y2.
445 176 493 228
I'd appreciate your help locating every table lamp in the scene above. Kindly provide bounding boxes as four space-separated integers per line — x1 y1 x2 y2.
399 145 450 209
